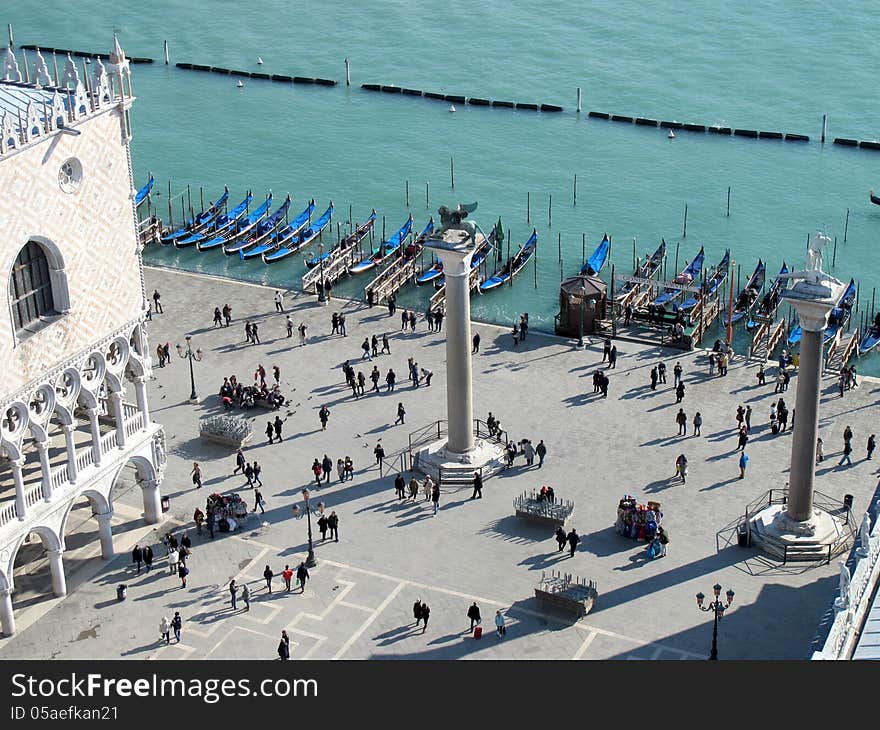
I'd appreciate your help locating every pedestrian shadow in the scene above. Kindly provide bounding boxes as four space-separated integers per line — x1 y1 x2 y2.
706 449 740 462
119 640 163 657
700 477 743 491
640 436 679 447
642 477 678 493
389 510 433 528
613 549 657 570
646 402 674 412
581 526 636 557
562 392 599 407
366 424 394 435
426 631 470 646
373 623 424 646
518 550 568 571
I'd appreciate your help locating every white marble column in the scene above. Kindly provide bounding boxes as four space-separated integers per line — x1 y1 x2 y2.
429 239 476 456
62 424 78 483
0 588 14 636
142 478 162 524
786 300 834 522
86 408 102 465
133 375 150 427
95 511 114 559
107 391 126 448
10 458 26 520
35 441 53 501
47 548 66 597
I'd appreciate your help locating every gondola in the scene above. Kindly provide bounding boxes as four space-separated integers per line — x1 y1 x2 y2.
163 186 231 245
304 211 377 268
347 215 419 275
788 277 856 345
198 193 273 252
225 195 291 256
870 188 880 206
615 239 666 302
174 190 252 248
479 229 538 292
751 262 788 326
651 246 705 307
726 259 765 326
262 202 334 263
241 199 315 260
860 312 880 353
134 175 154 207
680 249 729 311
580 233 610 276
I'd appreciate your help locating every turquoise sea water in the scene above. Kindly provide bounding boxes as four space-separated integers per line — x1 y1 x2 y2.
8 2 880 368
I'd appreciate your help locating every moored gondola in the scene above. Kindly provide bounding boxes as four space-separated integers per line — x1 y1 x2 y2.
479 230 538 292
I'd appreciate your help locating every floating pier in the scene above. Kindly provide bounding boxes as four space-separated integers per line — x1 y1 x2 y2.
365 252 422 304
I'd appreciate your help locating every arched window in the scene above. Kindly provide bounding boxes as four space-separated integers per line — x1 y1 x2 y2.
10 241 56 332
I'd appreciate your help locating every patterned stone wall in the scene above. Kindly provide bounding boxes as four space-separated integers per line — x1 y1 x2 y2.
0 106 144 395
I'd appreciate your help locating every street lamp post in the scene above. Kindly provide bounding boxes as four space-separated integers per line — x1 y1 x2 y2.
175 335 203 403
695 583 735 660
301 488 317 567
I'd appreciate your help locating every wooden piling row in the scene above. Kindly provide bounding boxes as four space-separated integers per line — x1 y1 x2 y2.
176 62 336 85
359 84 563 111
590 111 811 143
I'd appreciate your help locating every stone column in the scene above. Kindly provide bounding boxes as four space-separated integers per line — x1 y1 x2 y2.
10 458 26 520
142 478 162 524
62 424 78 483
95 512 114 559
108 391 126 448
35 441 53 501
86 407 102 465
786 301 833 522
47 548 66 597
133 375 150 427
431 244 475 456
0 588 14 637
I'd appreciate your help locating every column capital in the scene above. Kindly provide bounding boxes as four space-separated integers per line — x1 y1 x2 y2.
141 478 160 491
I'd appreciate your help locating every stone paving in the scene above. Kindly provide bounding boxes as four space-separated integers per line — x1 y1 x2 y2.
3 265 879 660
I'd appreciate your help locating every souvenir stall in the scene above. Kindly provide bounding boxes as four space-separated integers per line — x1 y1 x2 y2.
615 495 663 541
207 492 250 532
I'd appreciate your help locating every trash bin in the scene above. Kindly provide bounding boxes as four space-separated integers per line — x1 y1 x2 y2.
844 494 854 511
161 496 170 512
117 584 127 601
737 521 751 548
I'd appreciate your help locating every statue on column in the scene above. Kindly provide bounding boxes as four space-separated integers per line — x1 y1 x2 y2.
857 512 872 557
435 202 479 245
834 560 851 610
805 233 830 284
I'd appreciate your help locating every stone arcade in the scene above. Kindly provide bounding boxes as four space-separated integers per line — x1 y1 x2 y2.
0 39 164 636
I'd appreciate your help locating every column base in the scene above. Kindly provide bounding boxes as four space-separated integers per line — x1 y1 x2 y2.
414 438 506 483
748 503 850 563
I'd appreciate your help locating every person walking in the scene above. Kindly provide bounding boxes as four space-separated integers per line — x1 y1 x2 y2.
472 332 481 353
602 337 612 363
252 487 265 514
152 289 163 314
413 598 423 626
322 454 333 484
675 453 688 483
839 439 854 467
381 333 391 355
408 476 420 502
739 451 749 479
339 312 347 336
423 475 433 501
132 544 143 574
536 439 547 468
395 402 406 425
420 602 430 633
650 366 658 391
222 303 232 326
178 562 189 588
311 458 323 486
229 579 238 610
693 411 702 437
495 609 506 637
143 544 154 572
273 414 284 442
744 405 752 432
328 511 339 542
298 322 308 346
159 615 171 644
168 546 179 575
431 482 440 516
251 321 260 344
278 630 290 661
213 307 223 327
374 442 385 466
676 408 687 436
296 562 309 592
282 565 293 592
816 437 825 463
737 426 749 452
241 583 250 611
263 565 274 593
394 473 406 500
385 368 396 392
471 472 483 499
274 290 284 313
244 462 254 488
286 315 294 338
370 366 381 393
555 525 567 552
608 345 618 369
675 381 685 403
435 309 444 332
233 448 246 475
523 439 535 466
735 405 745 430
566 528 580 557
361 337 371 360
657 361 667 384
317 512 329 541
844 425 854 450
191 462 203 489
868 434 876 460
467 602 482 632
673 361 683 387
252 460 263 487
336 457 345 483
